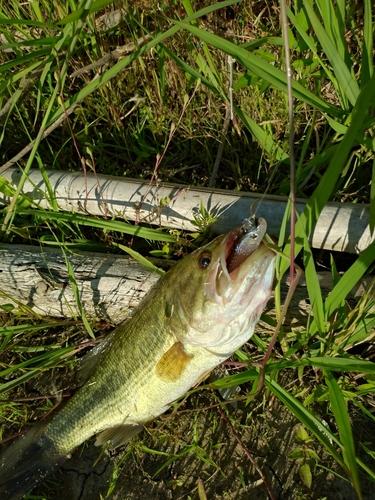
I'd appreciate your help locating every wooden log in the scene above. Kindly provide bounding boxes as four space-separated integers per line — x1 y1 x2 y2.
0 243 368 328
0 244 160 323
0 167 372 254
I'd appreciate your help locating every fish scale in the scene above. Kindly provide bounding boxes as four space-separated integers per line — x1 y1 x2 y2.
48 292 177 451
46 290 227 454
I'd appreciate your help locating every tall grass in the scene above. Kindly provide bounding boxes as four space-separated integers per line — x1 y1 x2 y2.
0 0 374 497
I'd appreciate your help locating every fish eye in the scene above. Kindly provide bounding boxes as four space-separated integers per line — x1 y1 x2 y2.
198 253 211 268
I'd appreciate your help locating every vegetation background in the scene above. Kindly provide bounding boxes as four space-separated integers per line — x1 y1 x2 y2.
0 0 375 499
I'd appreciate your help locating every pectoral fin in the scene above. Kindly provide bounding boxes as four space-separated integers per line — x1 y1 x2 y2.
95 422 144 449
155 341 193 382
193 368 214 387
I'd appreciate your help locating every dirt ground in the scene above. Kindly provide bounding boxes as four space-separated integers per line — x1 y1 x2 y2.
31 386 374 500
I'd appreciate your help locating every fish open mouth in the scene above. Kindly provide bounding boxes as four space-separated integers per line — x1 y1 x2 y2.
220 216 268 282
184 215 276 349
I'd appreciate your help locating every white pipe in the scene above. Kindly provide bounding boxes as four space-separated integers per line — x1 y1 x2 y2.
0 167 372 253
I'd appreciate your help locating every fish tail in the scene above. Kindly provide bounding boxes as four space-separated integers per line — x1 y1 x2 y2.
0 424 66 500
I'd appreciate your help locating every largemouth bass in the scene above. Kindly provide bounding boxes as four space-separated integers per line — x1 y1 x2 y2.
0 216 275 500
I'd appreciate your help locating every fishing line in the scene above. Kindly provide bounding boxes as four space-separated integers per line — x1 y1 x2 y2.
280 0 296 283
254 0 301 375
250 1 296 274
249 165 280 218
252 2 297 270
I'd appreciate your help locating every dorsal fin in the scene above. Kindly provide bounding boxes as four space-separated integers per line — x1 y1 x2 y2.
76 329 116 386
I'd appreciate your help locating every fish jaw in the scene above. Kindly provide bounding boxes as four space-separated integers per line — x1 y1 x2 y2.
212 242 276 356
167 219 276 357
188 242 275 355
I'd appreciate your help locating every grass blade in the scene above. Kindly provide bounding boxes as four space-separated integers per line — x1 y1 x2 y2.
18 209 177 242
171 19 341 118
324 370 362 497
265 376 346 468
361 0 374 86
371 158 375 234
0 347 74 395
303 0 359 108
0 47 51 75
307 237 375 335
210 356 375 393
57 0 115 25
235 107 289 162
0 36 58 50
280 71 375 277
60 245 94 338
302 357 375 374
315 0 350 68
47 0 242 126
161 44 220 96
0 18 58 29
1 0 93 234
112 242 165 276
302 228 325 336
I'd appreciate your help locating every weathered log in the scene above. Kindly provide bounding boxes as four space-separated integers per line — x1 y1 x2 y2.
0 244 160 323
0 244 368 329
0 167 372 254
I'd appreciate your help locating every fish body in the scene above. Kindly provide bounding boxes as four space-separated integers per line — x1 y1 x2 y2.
0 217 275 499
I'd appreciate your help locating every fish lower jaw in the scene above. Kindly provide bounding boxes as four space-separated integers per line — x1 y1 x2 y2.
204 326 257 359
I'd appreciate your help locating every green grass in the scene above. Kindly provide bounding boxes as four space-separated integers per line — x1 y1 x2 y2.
0 0 375 498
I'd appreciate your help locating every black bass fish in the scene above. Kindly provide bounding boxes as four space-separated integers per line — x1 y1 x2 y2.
0 216 275 499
